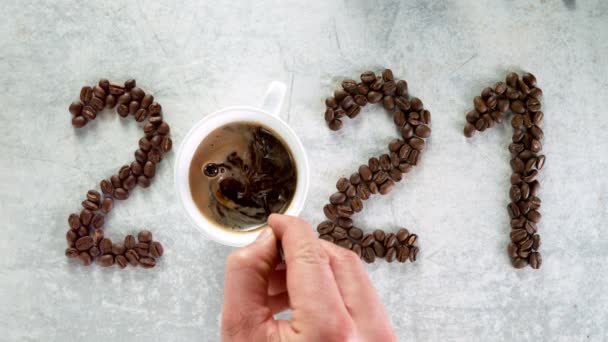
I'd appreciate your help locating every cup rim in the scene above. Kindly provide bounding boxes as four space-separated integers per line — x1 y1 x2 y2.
174 105 309 247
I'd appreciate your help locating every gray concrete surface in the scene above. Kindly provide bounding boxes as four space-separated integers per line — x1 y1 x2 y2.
1 0 607 341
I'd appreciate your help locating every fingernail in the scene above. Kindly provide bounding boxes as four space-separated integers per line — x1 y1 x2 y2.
255 228 273 242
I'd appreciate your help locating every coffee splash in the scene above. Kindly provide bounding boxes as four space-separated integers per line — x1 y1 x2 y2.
189 122 297 231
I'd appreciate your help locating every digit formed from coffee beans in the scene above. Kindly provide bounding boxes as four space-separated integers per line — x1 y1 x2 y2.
463 72 544 269
320 69 425 264
66 79 170 269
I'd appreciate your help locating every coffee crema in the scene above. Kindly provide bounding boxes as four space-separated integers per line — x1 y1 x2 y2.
189 122 297 231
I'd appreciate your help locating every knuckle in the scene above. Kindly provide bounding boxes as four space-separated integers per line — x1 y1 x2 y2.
226 249 252 270
321 315 356 342
221 307 270 339
292 241 329 265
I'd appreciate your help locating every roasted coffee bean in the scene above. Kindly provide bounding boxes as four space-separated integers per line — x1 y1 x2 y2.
323 204 338 220
77 226 89 237
114 188 129 200
383 81 396 96
136 242 150 257
98 254 114 267
351 196 364 212
408 246 419 262
379 179 395 195
336 178 349 192
512 257 527 268
346 105 361 119
157 122 170 135
66 247 79 258
134 108 147 122
71 116 87 128
91 213 105 229
116 104 129 117
112 243 126 255
474 96 487 113
396 228 409 242
148 102 162 115
367 91 383 103
358 165 373 182
125 249 139 266
324 108 335 122
141 94 154 109
371 77 384 91
367 181 378 194
108 82 125 96
69 101 83 116
373 241 386 258
507 243 518 258
117 93 132 105
348 227 363 240
129 86 144 101
400 124 414 139
529 251 541 269
362 234 375 247
320 234 334 243
385 247 396 262
76 236 94 251
332 227 348 240
509 185 522 202
409 137 425 151
356 184 371 200
118 165 130 180
532 234 541 250
80 86 93 102
363 247 376 263
342 79 358 93
139 257 156 269
123 175 137 191
128 101 140 114
415 125 431 138
395 79 408 96
384 233 397 248
82 199 99 211
330 192 347 205
379 154 391 171
389 168 402 182
98 238 112 254
373 171 388 185
143 161 156 178
123 79 136 90
354 95 367 106
357 84 369 95
116 255 128 268
137 176 151 188
134 231 153 245
361 71 376 83
383 96 395 110
325 97 338 109
510 229 527 243
92 228 104 245
79 209 93 226
348 172 361 185
110 175 122 189
66 230 78 247
493 82 506 95
508 202 521 218
337 184 353 199
510 158 525 173
373 229 385 242
79 252 92 266
68 213 81 230
397 246 409 263
119 236 135 251
408 150 420 165
147 148 162 164
81 105 96 121
337 217 353 229
89 96 104 111
328 119 343 131
317 221 335 235
527 209 541 223
519 237 534 251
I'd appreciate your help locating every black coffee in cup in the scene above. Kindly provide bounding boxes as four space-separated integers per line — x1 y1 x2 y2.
189 122 297 231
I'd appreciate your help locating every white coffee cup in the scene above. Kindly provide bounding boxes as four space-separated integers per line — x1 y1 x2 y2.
174 81 309 247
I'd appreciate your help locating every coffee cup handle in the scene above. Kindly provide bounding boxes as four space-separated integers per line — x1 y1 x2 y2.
260 81 287 116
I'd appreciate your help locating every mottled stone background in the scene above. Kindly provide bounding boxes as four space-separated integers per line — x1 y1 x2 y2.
1 0 607 341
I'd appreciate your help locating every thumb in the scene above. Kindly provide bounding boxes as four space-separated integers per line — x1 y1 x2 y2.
222 228 279 340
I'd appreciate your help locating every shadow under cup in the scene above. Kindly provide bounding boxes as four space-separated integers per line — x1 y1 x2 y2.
175 106 309 247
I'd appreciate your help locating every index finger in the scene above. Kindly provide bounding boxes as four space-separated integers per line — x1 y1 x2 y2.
268 214 349 322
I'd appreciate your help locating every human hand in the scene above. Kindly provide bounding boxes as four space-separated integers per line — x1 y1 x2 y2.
221 214 396 341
